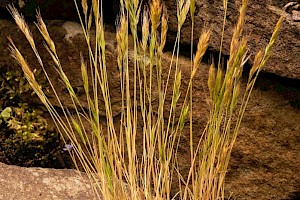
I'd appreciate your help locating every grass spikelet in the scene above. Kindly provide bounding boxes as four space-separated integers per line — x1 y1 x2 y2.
35 11 56 53
228 38 247 72
158 7 168 54
190 0 196 22
230 84 240 113
8 5 36 50
214 68 223 97
150 0 162 31
92 0 99 20
248 50 263 81
8 40 33 82
179 105 189 132
116 14 128 72
8 38 46 105
172 71 182 110
230 0 248 56
71 117 86 145
223 78 233 108
141 8 150 52
192 30 211 79
80 56 89 95
208 63 216 99
178 0 191 28
223 0 228 10
81 0 88 16
261 16 284 69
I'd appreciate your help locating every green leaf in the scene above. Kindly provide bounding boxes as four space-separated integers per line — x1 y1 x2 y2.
1 107 12 120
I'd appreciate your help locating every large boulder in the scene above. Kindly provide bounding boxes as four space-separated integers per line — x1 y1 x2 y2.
1 0 299 79
163 0 300 79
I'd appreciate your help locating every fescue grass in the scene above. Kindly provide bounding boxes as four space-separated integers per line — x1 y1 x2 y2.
7 0 283 199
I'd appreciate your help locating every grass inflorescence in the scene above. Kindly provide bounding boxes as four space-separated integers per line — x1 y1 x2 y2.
7 0 283 199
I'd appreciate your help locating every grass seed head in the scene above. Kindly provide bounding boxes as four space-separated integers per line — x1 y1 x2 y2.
262 16 284 68
214 68 223 99
224 78 233 108
159 7 168 54
8 39 46 104
116 14 128 71
223 0 228 10
231 84 240 110
142 8 150 51
36 11 56 53
190 0 196 21
179 105 189 132
192 30 211 77
249 50 263 81
230 0 248 55
92 0 99 19
81 0 88 17
8 5 36 51
172 71 182 109
178 0 191 28
208 63 216 99
80 56 89 94
150 0 162 31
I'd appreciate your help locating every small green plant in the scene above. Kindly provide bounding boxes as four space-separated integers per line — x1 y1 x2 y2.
8 0 283 199
0 107 12 124
1 70 37 100
0 69 64 168
4 103 47 140
0 69 48 140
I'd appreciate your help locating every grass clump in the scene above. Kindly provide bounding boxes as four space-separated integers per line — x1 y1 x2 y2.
7 0 283 199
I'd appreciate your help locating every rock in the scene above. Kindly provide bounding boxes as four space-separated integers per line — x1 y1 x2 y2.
162 0 300 79
1 1 299 79
0 162 97 199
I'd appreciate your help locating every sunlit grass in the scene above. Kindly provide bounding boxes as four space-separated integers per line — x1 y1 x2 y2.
8 0 283 199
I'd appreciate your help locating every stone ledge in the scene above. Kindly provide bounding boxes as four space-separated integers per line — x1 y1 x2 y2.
0 162 96 200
